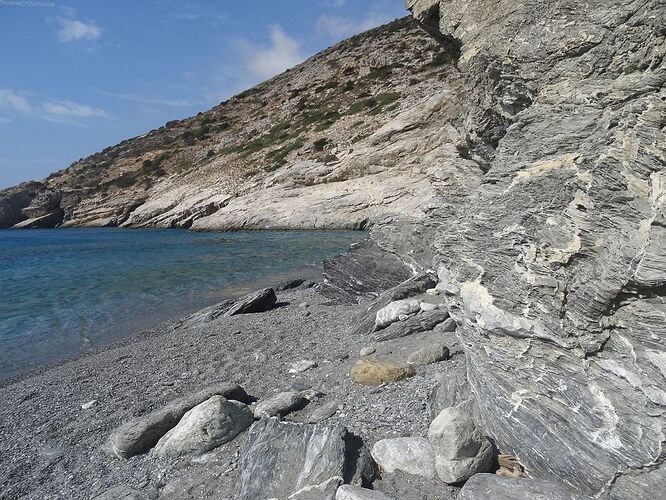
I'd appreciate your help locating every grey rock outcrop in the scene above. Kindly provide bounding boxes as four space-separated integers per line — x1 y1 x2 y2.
152 396 254 457
107 383 249 458
427 407 493 484
238 419 349 500
401 0 666 496
458 473 585 500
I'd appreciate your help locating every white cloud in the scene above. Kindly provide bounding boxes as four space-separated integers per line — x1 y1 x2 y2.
0 89 32 113
237 25 304 80
95 90 191 107
41 100 108 119
0 117 11 124
315 13 392 39
54 14 101 42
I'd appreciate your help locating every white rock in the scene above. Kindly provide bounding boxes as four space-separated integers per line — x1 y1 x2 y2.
426 288 440 295
375 299 422 328
419 302 442 312
370 437 436 478
428 407 493 483
289 360 318 374
336 484 395 500
81 400 97 410
360 346 376 356
153 396 254 457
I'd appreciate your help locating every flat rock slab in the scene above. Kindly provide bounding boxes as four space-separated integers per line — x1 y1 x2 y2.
253 391 308 419
225 288 277 316
407 342 449 366
373 310 449 342
108 383 249 459
153 396 254 457
370 437 436 478
458 473 586 500
238 418 348 500
350 358 416 386
336 484 395 500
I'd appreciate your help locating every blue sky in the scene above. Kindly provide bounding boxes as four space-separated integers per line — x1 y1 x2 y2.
0 0 407 188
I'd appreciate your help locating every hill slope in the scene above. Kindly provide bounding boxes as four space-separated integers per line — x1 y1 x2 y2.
0 17 470 230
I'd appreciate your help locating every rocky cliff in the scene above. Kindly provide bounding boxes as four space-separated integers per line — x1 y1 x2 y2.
377 0 664 497
0 17 465 230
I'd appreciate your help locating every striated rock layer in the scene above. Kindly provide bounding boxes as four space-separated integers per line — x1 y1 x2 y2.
394 0 666 497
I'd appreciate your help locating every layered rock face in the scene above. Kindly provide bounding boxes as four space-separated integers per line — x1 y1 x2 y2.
399 0 666 497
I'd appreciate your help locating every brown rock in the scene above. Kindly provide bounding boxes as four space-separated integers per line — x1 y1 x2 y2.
350 358 416 386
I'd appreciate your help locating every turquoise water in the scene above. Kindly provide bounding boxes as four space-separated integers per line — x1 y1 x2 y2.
0 228 362 380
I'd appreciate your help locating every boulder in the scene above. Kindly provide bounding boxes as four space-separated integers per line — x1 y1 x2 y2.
107 383 249 459
407 342 449 366
428 408 493 484
253 391 308 418
373 310 449 342
350 358 416 386
433 317 456 333
336 485 395 500
178 299 234 328
275 278 306 291
370 437 436 479
225 288 277 316
307 401 340 423
152 396 254 457
238 419 349 500
374 299 422 329
350 274 437 335
458 473 585 500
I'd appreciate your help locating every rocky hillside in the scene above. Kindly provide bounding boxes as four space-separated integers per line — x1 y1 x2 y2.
0 17 465 230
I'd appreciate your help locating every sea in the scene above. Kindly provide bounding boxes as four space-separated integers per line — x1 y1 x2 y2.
0 228 363 381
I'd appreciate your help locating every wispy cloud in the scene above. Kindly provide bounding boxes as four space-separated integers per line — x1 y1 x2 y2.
0 89 32 113
0 88 109 125
236 25 304 80
52 8 101 42
0 117 11 125
315 13 392 39
95 90 192 107
41 100 108 119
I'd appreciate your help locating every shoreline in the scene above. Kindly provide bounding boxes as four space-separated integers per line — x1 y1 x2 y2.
0 262 328 388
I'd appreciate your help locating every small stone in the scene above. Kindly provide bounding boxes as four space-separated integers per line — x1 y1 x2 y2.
428 407 493 484
370 437 436 479
360 346 376 356
407 343 450 366
351 358 416 386
299 301 309 308
426 288 440 295
289 360 318 374
336 484 395 500
291 381 313 391
253 391 307 419
81 400 97 410
307 401 340 423
434 318 457 333
419 302 442 312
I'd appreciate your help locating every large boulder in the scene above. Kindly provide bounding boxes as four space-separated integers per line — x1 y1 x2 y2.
427 407 493 484
370 437 436 479
238 419 349 500
336 485 395 500
152 396 254 457
224 288 277 316
107 384 249 459
374 299 422 329
404 0 666 495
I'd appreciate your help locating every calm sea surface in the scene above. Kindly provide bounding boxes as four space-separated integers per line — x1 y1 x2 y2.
0 228 363 380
